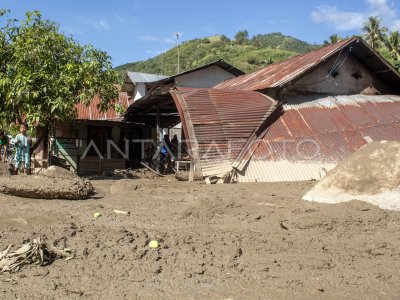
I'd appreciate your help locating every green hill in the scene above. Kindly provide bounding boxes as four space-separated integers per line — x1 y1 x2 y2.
114 32 319 78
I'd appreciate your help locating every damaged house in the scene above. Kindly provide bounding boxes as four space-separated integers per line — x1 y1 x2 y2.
35 92 132 175
126 37 400 183
123 60 245 168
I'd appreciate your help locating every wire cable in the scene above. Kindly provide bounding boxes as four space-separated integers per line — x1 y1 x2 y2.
291 46 353 87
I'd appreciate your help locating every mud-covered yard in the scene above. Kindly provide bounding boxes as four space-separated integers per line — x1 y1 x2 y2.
1 177 400 299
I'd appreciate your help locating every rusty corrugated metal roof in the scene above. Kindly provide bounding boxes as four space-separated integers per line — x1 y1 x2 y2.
215 39 354 91
75 92 131 121
235 95 400 182
170 87 278 177
215 37 400 92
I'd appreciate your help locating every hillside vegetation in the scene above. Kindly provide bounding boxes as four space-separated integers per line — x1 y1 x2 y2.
114 32 319 77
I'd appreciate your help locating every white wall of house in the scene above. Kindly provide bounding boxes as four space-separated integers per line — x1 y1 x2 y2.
134 83 147 101
174 65 237 88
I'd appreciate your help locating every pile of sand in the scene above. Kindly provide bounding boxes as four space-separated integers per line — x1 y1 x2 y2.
0 166 94 200
303 141 400 210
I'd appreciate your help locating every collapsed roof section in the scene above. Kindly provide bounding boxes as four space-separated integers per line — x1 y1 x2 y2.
170 87 279 178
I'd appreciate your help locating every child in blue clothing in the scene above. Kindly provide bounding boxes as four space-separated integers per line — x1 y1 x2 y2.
12 123 32 175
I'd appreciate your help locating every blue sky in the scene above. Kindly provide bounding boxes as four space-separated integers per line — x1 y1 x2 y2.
1 0 400 67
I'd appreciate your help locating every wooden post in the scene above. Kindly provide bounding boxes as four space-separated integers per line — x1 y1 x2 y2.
189 161 194 182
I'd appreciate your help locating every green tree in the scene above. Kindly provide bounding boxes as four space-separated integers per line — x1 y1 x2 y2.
0 10 118 136
220 34 231 45
385 31 400 61
234 30 249 45
323 34 342 45
362 16 388 49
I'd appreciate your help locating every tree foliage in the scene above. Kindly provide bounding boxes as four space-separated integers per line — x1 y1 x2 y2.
327 16 399 70
220 35 231 45
324 34 343 45
0 10 118 127
234 30 249 45
385 31 400 61
362 16 388 49
115 33 318 77
250 32 317 52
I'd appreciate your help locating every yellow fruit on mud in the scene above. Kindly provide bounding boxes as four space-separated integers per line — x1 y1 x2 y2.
149 240 159 248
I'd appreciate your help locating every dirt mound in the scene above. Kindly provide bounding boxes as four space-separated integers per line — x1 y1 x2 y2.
43 166 79 180
0 175 94 200
303 141 400 210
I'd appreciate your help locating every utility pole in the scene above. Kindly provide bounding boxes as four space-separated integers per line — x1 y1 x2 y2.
175 32 181 74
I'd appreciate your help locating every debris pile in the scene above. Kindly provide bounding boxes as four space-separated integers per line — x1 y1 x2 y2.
303 141 400 210
112 168 158 179
0 237 73 273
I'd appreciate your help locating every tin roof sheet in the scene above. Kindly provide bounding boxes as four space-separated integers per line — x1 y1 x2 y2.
75 92 131 121
170 87 278 177
215 38 400 92
243 94 400 181
126 72 168 84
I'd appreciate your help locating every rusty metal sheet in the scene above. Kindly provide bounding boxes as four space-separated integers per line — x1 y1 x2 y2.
76 92 129 121
337 105 378 127
215 39 355 91
170 87 277 177
298 107 342 134
360 124 400 141
247 95 400 182
366 101 400 122
280 109 314 138
215 38 400 93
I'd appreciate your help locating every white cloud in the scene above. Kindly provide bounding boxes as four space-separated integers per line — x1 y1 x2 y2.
311 6 364 30
145 49 166 55
367 0 396 19
140 35 176 44
392 20 400 31
163 38 176 44
85 19 110 31
311 0 400 31
140 35 160 42
63 26 83 35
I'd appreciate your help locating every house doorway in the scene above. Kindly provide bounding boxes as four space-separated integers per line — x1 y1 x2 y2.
86 125 112 157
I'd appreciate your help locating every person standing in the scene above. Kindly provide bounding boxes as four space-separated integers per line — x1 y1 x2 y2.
171 134 179 158
12 123 32 175
0 130 9 162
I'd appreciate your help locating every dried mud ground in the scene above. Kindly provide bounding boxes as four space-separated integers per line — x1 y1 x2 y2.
1 177 400 300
